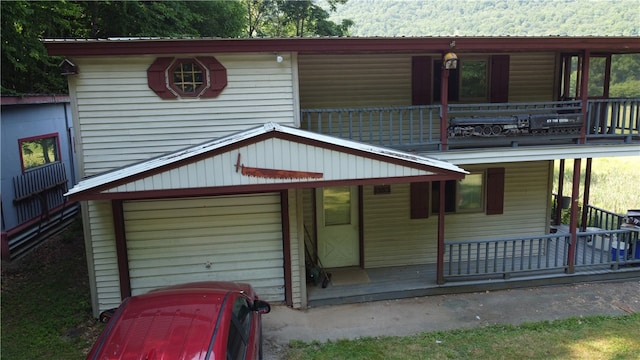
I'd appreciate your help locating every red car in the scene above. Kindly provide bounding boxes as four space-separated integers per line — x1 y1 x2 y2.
86 281 271 360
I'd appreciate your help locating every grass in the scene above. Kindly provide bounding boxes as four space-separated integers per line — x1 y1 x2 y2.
283 314 640 359
554 156 640 214
1 217 102 359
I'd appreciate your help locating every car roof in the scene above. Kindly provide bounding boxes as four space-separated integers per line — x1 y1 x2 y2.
88 282 252 360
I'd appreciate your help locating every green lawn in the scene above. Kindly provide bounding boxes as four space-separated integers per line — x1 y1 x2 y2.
283 314 640 359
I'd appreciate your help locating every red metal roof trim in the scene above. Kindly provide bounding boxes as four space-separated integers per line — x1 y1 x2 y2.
44 37 640 57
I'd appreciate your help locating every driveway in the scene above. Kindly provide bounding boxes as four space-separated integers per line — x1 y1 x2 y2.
262 279 640 358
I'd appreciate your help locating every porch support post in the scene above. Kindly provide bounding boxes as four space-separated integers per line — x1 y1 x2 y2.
436 180 446 284
280 191 293 307
566 159 582 274
440 69 449 151
555 159 565 226
581 158 593 231
579 50 590 144
112 199 132 300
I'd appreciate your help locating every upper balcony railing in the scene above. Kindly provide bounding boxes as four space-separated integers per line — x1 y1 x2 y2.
300 98 640 151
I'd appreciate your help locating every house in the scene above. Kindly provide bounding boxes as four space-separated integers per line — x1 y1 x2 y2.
1 95 79 260
45 36 640 317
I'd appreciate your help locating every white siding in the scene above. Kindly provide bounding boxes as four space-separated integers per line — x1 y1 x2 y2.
71 53 297 176
363 161 551 268
104 137 435 194
123 193 285 302
288 189 304 308
86 200 122 315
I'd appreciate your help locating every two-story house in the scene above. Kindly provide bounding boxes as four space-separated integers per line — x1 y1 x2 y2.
45 36 640 317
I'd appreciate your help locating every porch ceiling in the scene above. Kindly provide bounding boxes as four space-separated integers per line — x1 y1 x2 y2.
65 123 467 201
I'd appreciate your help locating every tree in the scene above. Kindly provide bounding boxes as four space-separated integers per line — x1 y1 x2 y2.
243 0 352 37
1 1 86 95
1 1 247 95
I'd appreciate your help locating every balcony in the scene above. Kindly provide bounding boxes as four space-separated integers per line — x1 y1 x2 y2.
300 98 639 152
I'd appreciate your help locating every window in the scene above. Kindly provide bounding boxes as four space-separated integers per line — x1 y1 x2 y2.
323 187 351 226
226 297 251 360
171 60 205 95
460 60 489 102
19 133 61 172
147 57 227 99
432 172 485 213
432 55 509 103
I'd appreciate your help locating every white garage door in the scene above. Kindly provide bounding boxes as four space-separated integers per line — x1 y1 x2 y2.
123 193 284 301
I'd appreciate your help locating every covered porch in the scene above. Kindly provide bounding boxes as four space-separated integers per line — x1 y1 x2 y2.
308 216 640 307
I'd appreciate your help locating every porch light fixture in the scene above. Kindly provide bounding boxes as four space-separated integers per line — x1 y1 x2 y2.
275 53 284 63
443 52 459 70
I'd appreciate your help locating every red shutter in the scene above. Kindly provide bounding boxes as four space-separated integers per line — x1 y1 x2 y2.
197 57 228 98
486 167 505 215
412 56 432 105
147 57 177 99
490 55 510 103
410 182 430 219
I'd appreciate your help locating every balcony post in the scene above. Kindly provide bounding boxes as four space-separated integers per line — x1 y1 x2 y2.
440 69 450 151
579 50 590 144
581 158 593 231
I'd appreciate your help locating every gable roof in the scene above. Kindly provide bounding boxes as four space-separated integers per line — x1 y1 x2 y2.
65 122 467 201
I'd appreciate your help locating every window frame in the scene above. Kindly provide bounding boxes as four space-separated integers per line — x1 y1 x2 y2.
431 171 486 214
147 56 227 99
18 132 62 173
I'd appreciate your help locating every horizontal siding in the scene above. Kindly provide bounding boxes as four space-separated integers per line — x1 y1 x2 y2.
363 161 551 268
106 137 434 193
288 190 303 308
87 201 122 315
298 54 416 108
509 53 557 102
124 193 285 302
72 54 297 176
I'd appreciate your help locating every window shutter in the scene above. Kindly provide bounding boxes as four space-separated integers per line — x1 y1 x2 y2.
412 56 432 105
197 57 228 98
410 182 430 219
486 167 505 215
147 57 176 99
490 55 510 103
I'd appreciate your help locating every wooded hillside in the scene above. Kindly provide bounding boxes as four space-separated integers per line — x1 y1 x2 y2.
331 0 639 37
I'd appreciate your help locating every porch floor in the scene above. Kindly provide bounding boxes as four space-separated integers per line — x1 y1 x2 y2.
306 261 640 307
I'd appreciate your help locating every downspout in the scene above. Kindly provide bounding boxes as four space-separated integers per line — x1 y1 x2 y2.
436 180 446 284
566 158 582 274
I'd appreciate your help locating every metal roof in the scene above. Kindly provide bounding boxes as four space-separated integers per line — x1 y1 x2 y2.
65 122 467 199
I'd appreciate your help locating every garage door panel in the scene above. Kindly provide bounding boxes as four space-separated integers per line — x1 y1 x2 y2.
125 194 284 302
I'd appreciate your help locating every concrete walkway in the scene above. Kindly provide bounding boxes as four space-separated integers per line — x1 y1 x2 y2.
262 279 640 358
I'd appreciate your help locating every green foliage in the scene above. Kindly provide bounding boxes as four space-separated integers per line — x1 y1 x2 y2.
331 0 640 36
244 0 352 37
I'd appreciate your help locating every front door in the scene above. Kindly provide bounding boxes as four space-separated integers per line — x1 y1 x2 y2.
316 186 360 268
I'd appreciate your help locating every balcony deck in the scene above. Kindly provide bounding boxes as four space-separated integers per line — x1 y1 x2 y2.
300 98 640 152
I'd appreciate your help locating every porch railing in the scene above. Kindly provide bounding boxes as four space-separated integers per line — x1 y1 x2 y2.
444 228 640 279
301 105 441 150
585 204 625 230
585 98 640 140
300 98 639 149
